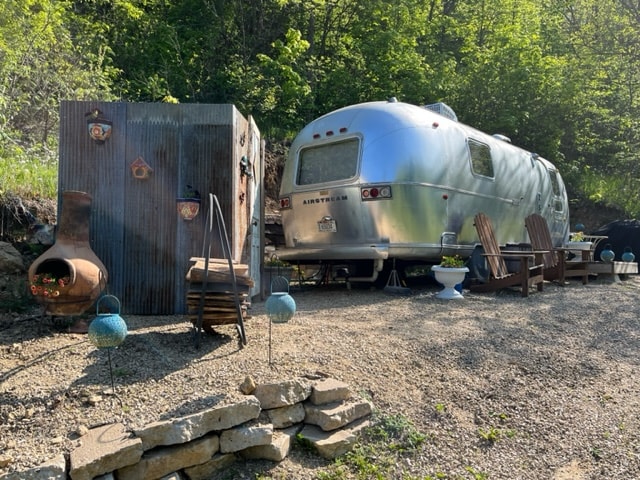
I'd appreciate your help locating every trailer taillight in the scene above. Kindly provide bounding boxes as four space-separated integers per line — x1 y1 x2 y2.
361 186 392 201
279 197 291 209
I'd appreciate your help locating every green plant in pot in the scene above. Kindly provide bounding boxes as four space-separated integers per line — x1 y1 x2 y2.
431 255 468 299
265 255 290 268
570 231 585 242
439 255 465 268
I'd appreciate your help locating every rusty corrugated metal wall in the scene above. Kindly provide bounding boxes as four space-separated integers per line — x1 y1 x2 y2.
58 101 263 314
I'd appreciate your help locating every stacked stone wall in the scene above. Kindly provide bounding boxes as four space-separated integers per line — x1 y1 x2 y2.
0 377 372 480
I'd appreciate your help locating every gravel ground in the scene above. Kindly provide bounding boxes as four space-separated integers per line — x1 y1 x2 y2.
1 276 640 479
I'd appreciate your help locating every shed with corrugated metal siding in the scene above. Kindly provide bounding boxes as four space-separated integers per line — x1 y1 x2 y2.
58 101 263 314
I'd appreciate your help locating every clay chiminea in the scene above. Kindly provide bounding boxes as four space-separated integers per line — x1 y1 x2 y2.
28 191 108 316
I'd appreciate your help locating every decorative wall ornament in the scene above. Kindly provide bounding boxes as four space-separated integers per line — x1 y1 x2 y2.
177 184 201 220
130 156 153 180
86 108 112 144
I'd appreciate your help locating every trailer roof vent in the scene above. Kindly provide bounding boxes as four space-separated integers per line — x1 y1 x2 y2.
493 134 511 143
424 102 458 122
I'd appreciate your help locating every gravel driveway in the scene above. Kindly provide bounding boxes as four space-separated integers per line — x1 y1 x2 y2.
1 276 639 479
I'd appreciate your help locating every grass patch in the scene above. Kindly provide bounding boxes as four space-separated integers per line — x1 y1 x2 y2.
317 412 430 479
0 142 58 199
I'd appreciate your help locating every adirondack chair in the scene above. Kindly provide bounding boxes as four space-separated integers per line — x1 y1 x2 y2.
470 212 545 297
525 213 589 285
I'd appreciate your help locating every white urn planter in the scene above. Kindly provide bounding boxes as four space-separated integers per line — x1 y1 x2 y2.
565 241 592 262
431 265 469 299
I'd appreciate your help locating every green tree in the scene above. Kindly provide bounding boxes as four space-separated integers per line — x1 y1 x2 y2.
0 0 113 196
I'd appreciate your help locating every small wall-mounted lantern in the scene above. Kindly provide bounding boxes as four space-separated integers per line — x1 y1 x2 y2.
86 108 112 144
130 156 153 180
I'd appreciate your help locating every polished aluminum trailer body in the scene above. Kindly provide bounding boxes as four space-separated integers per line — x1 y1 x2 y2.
276 100 569 276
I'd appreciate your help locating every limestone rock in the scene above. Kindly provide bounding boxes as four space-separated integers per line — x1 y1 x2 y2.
182 453 236 480
135 394 261 450
309 378 351 405
252 378 311 409
239 375 256 394
116 434 219 480
69 423 143 480
304 397 372 431
94 474 115 480
219 421 273 453
299 417 370 459
0 242 24 273
263 402 305 428
0 454 66 480
239 425 301 462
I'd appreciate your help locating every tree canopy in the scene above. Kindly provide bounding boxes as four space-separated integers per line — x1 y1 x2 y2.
1 0 639 216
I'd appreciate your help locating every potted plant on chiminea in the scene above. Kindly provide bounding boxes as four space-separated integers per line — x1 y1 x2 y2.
431 255 469 300
177 185 201 220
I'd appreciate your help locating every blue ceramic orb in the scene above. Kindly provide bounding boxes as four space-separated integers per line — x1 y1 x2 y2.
266 292 296 324
88 314 128 348
622 248 635 262
600 245 615 263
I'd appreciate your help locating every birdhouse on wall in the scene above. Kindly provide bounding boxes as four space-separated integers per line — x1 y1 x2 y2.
130 156 153 180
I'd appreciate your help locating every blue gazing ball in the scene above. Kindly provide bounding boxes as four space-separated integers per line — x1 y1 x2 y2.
600 244 615 263
88 313 128 348
266 292 296 324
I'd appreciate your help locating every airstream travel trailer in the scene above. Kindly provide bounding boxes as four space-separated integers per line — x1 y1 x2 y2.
276 99 570 284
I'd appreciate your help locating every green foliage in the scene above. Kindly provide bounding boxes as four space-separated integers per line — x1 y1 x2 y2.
440 255 465 268
318 412 429 479
478 426 501 443
0 0 639 219
464 466 489 480
0 141 58 198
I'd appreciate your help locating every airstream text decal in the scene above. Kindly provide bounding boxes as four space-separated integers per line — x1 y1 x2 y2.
303 195 348 205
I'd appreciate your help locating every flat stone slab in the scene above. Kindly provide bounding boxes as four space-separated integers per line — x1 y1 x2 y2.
309 378 351 405
182 453 236 480
239 425 301 461
0 455 66 480
219 422 273 453
304 398 372 431
299 417 370 459
253 379 312 409
69 423 143 480
116 434 219 480
135 394 261 450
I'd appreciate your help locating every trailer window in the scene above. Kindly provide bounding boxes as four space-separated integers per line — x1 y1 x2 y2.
468 139 494 178
548 169 564 212
297 138 359 185
548 169 561 196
